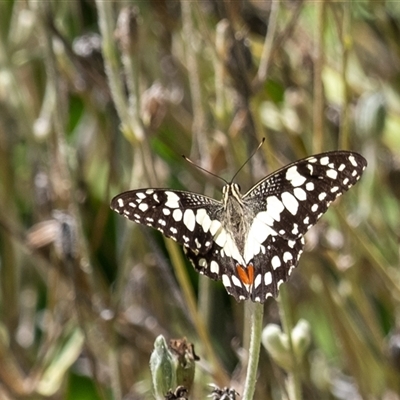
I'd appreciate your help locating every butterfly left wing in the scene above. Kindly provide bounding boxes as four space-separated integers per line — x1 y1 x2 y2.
111 189 251 288
111 189 223 255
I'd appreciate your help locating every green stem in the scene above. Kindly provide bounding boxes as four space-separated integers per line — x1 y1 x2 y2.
242 302 264 400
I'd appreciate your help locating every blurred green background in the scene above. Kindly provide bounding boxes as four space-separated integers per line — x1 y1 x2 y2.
0 1 400 399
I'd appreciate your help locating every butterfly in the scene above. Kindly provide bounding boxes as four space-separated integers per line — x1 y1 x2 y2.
111 150 367 302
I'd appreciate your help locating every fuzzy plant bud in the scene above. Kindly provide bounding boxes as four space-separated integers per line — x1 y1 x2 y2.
291 319 311 360
262 319 312 372
355 91 386 139
261 324 293 371
150 335 176 399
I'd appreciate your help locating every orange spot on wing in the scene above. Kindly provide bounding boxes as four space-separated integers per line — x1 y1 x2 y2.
236 264 255 285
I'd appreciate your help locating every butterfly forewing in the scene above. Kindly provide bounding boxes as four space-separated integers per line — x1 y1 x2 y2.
111 150 367 303
110 189 224 254
243 151 367 240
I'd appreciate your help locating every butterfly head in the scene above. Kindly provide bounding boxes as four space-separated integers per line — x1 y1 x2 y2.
222 182 243 209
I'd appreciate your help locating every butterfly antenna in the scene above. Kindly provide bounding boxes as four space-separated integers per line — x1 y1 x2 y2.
182 155 229 185
230 137 265 182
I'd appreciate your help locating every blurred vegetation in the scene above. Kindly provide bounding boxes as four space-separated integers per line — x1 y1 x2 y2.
0 1 400 399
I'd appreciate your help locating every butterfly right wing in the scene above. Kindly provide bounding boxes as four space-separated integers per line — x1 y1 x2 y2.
243 151 367 240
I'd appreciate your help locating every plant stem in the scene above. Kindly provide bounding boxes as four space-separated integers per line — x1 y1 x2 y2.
242 302 264 400
313 0 325 153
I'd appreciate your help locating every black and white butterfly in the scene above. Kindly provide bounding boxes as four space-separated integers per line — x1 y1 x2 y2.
111 151 367 303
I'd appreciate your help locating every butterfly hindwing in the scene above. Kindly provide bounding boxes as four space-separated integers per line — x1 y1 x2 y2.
184 233 305 302
249 236 305 302
184 244 249 301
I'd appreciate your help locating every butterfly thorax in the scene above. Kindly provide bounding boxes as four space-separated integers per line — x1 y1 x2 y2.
221 183 252 255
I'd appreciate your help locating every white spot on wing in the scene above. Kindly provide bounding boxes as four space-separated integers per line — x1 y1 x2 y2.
183 209 196 231
172 209 183 221
244 218 277 263
232 275 242 287
249 218 275 243
283 252 293 262
117 198 124 207
266 196 285 221
306 182 315 191
294 187 307 201
255 211 275 227
214 228 227 247
272 255 281 270
165 191 180 208
222 274 231 287
209 220 222 235
349 155 358 167
264 272 272 285
210 260 219 274
326 169 338 179
281 192 299 215
285 166 307 187
138 203 148 211
254 274 262 289
320 156 329 165
195 209 212 232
